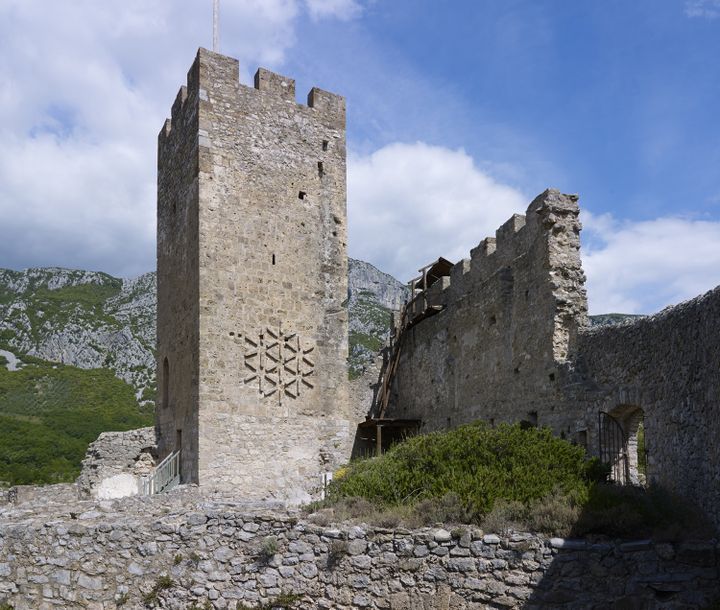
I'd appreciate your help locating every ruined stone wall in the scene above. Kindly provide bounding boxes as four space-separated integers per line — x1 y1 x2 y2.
157 49 351 502
570 286 720 530
386 190 587 434
76 428 156 499
1 490 717 609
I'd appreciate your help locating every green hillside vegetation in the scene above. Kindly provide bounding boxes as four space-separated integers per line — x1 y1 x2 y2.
0 356 152 486
321 422 712 539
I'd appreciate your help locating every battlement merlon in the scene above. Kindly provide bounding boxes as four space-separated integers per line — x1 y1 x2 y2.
254 68 295 99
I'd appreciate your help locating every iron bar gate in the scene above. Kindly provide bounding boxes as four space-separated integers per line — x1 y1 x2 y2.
598 411 629 484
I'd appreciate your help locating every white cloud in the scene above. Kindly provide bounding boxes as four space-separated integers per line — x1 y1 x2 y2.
0 0 362 277
685 0 720 18
348 142 527 281
347 145 720 316
304 0 363 21
582 211 720 314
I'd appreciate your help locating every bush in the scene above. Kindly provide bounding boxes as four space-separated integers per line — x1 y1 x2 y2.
319 421 713 540
329 422 594 519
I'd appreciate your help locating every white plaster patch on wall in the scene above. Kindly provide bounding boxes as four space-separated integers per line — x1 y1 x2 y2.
95 473 140 500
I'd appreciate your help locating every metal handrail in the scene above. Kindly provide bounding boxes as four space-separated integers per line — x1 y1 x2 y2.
142 450 180 495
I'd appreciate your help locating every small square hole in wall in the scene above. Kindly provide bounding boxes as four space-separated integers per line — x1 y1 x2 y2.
298 191 307 200
549 373 555 382
322 140 329 151
489 315 497 325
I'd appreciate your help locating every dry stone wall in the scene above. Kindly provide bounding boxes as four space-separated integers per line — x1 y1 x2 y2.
1 489 717 609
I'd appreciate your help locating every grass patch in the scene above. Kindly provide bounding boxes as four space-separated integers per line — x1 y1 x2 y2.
236 592 303 610
257 536 278 564
142 575 174 606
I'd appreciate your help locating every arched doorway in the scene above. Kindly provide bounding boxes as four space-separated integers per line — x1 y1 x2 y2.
598 405 646 485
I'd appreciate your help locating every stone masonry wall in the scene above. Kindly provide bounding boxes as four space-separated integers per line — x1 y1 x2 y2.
156 49 352 502
569 286 720 531
386 190 587 434
1 489 717 609
156 58 202 483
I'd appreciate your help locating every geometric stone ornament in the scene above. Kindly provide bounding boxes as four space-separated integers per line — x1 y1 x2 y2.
242 326 315 405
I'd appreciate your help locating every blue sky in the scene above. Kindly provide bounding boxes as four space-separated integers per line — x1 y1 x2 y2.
0 0 719 314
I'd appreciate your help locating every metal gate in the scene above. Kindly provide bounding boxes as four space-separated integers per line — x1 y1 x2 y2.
598 411 629 484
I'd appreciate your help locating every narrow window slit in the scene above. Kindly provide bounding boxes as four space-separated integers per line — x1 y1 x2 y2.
318 161 324 177
322 140 329 151
272 254 276 265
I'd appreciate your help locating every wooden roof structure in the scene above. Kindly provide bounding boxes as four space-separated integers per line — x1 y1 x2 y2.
410 257 454 291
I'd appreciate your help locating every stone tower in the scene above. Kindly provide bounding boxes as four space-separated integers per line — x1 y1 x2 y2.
156 48 351 503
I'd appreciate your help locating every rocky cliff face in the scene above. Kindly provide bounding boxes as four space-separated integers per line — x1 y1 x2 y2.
0 268 156 403
348 258 408 311
347 259 408 378
0 260 406 395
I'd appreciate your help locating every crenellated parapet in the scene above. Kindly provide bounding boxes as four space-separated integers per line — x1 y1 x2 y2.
159 48 345 144
414 190 587 352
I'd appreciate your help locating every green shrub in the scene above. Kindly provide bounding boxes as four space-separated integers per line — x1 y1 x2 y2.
327 539 348 568
319 421 713 540
329 422 593 519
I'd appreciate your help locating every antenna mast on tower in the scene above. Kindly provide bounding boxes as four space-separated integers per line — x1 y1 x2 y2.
213 0 220 52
